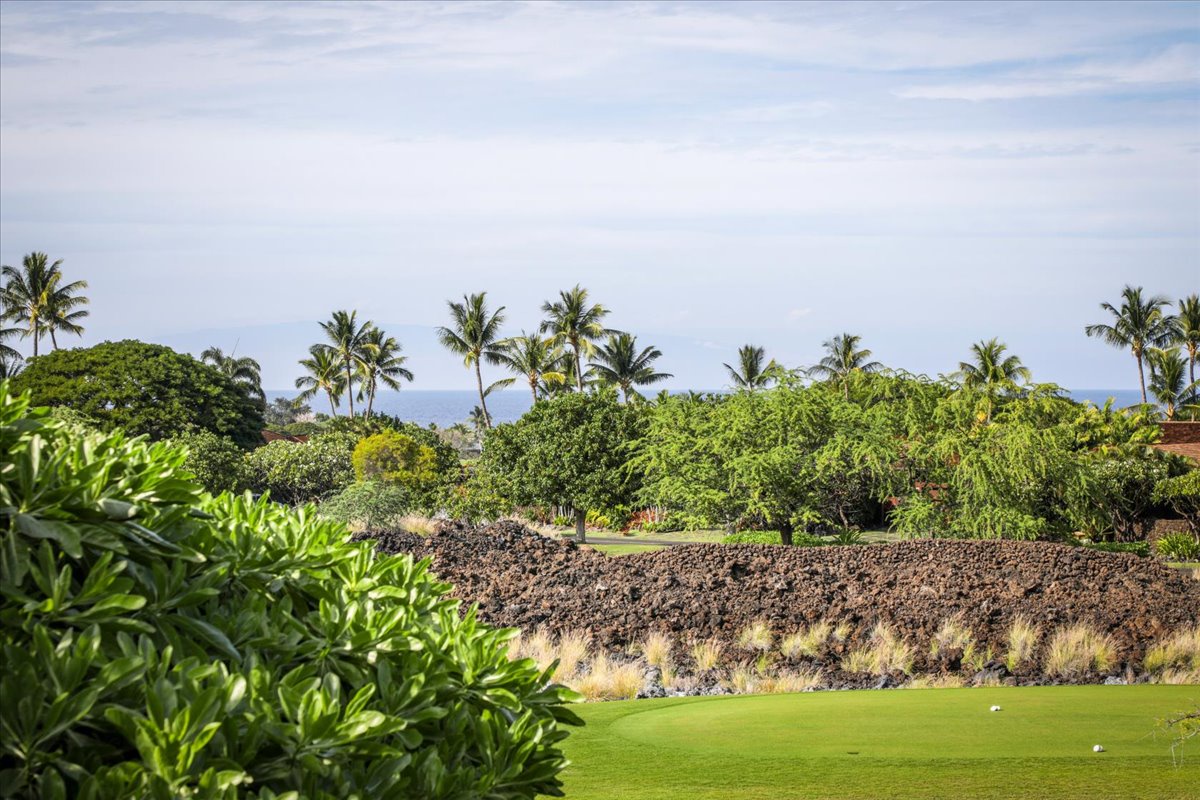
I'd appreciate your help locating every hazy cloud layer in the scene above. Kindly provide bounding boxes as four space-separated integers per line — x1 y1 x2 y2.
1 0 1196 390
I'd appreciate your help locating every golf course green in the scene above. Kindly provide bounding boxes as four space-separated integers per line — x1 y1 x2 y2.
559 685 1200 799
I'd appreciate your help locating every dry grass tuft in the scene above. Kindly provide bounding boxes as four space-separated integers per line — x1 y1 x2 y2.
930 615 974 658
1149 668 1200 685
737 620 774 652
843 622 914 675
905 674 966 689
781 621 833 659
690 638 723 671
573 653 643 701
640 631 673 671
1005 616 1041 673
1143 626 1200 674
511 627 591 678
728 666 758 694
1045 623 1116 677
962 642 995 674
399 514 438 536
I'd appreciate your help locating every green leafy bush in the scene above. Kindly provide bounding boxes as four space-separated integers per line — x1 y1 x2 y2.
1153 471 1200 534
319 480 412 530
1156 532 1200 561
244 431 357 504
721 530 825 547
0 384 580 798
353 431 439 489
169 429 249 495
1082 540 1150 557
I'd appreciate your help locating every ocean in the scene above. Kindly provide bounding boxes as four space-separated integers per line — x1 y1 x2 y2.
265 388 1149 428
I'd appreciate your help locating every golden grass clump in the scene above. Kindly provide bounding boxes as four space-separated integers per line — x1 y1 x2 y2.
511 628 591 679
905 674 966 690
962 642 995 674
737 620 774 652
781 621 833 659
640 631 673 670
763 669 823 694
573 653 643 701
690 638 723 671
1004 616 1041 673
399 514 438 536
1143 626 1200 674
1044 623 1116 677
556 630 592 677
1148 668 1200 685
929 615 974 658
843 622 914 675
728 666 758 694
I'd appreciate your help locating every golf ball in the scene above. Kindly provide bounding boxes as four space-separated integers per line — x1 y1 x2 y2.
1093 745 1105 753
990 705 1002 712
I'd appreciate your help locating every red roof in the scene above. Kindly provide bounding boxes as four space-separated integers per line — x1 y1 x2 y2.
1154 422 1200 463
261 431 309 444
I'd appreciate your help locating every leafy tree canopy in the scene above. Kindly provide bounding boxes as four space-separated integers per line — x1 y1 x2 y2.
11 339 264 448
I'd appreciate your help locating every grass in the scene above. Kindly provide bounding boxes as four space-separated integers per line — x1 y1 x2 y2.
560 686 1200 799
1045 623 1116 677
586 543 665 556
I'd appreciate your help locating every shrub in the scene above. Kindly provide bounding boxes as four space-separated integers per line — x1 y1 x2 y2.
1157 532 1200 561
169 429 249 495
244 431 357 504
1082 540 1150 557
352 430 439 490
0 385 580 798
722 530 824 546
1153 471 1200 534
1045 623 1116 677
319 480 412 530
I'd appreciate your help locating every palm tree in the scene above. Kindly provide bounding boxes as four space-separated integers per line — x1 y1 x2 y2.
1085 286 1174 405
437 292 507 428
588 332 672 402
1175 294 1200 393
356 327 414 418
808 333 884 399
319 310 372 418
295 345 348 418
201 346 264 401
0 324 21 363
1147 347 1199 420
540 285 613 393
723 344 777 390
495 331 567 404
1 252 88 357
957 338 1032 421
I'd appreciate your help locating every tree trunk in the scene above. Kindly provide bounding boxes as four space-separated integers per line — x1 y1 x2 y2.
366 385 374 419
529 376 539 405
573 340 584 392
475 359 492 428
1136 352 1147 405
779 521 794 547
345 360 356 418
575 508 587 543
50 329 58 350
327 390 337 418
31 320 38 358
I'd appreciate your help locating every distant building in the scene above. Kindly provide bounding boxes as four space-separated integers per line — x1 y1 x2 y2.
261 431 310 444
1154 422 1200 463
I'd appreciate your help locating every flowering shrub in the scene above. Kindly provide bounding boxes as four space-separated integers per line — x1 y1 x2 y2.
244 431 357 503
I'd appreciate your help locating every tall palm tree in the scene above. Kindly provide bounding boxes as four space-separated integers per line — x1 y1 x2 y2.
540 285 613 393
808 333 884 399
1085 285 1174 405
494 331 567 404
1147 347 1199 420
295 345 348 418
723 344 777 390
201 345 264 401
0 324 21 363
1 252 88 357
588 332 672 402
437 292 507 428
356 327 414 418
319 310 372 418
1175 294 1200 393
957 338 1032 421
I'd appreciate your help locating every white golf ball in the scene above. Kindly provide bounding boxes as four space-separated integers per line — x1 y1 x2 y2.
1093 745 1104 753
990 705 1002 712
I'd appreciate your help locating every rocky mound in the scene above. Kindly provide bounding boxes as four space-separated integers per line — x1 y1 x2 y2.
358 520 1200 673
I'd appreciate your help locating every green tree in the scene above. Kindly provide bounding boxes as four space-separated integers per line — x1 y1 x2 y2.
244 431 358 504
200 345 264 401
480 391 644 542
494 331 567 404
808 333 884 400
540 285 613 393
352 430 439 492
356 327 413 418
956 338 1032 421
1085 285 1174 404
438 293 507 428
1146 347 1199 420
10 340 263 447
264 395 312 428
319 309 372 418
169 428 249 494
1174 294 1200 393
0 324 22 378
723 344 777 390
295 344 348 417
1 252 89 356
588 332 672 402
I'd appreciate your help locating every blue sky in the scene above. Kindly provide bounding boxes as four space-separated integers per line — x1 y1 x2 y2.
1 0 1197 390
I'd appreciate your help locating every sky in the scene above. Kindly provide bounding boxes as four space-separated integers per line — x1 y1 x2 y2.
1 0 1197 391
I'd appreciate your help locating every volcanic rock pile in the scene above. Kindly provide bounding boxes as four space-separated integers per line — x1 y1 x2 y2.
358 520 1200 673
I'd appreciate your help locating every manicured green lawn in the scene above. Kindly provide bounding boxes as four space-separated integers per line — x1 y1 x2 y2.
559 686 1200 799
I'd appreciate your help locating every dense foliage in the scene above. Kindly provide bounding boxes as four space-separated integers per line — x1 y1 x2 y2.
11 340 264 448
479 391 644 539
244 432 358 504
169 430 249 495
0 384 580 798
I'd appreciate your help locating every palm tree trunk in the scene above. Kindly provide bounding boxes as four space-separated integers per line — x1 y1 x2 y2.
475 359 492 428
622 386 630 404
327 389 337 418
50 329 58 350
529 376 538 405
1136 352 1147 405
575 508 587 543
344 361 356 417
573 340 584 392
31 320 38 358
